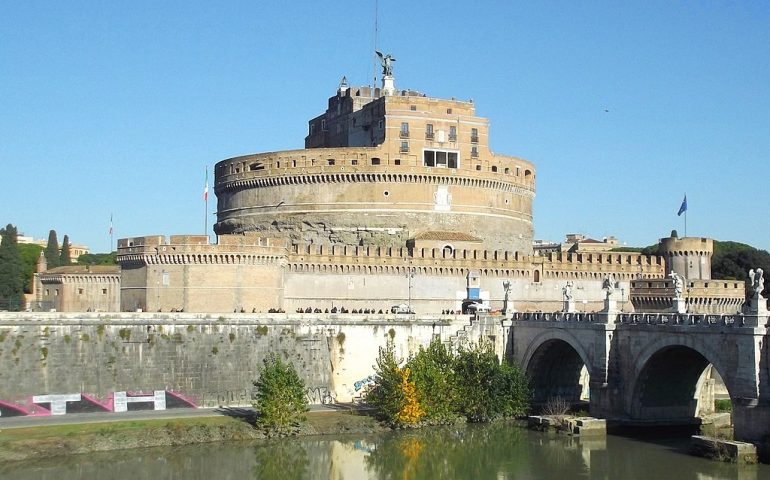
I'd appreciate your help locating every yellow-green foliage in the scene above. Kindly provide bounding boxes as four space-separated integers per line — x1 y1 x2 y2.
395 368 424 425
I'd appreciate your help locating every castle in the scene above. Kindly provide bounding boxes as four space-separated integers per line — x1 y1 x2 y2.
31 62 746 314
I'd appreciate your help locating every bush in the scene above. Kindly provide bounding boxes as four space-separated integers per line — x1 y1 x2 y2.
366 340 530 426
252 354 308 435
366 342 407 424
407 340 459 424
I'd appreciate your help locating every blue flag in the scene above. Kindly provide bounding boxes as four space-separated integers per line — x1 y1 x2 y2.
677 195 687 216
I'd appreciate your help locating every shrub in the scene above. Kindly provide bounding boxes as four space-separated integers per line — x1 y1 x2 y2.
367 340 530 426
407 340 459 424
252 354 308 435
454 342 530 422
366 342 406 424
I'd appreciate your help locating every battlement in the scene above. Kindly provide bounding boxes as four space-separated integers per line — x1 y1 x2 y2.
116 234 286 265
286 242 665 279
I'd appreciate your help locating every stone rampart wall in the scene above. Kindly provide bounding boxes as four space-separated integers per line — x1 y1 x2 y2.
0 313 485 416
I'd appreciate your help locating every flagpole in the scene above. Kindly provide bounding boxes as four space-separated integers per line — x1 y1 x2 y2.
109 213 114 253
685 209 687 238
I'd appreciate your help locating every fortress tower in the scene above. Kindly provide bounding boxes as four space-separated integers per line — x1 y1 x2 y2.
213 67 535 252
659 232 713 281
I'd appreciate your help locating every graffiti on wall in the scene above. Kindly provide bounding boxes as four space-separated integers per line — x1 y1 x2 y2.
305 386 335 405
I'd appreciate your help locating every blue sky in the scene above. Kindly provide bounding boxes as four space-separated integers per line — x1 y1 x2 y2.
2 1 769 253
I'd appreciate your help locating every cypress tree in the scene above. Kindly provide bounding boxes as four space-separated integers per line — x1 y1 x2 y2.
60 234 72 266
0 224 24 311
45 229 60 269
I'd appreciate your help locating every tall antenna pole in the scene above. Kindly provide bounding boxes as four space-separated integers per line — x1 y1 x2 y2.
373 0 379 89
204 165 209 238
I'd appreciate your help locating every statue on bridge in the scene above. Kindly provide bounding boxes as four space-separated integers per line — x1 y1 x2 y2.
669 271 684 300
749 268 765 299
562 281 574 301
602 275 616 299
502 280 512 315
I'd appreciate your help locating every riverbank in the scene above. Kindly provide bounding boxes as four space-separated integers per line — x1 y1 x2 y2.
0 410 387 463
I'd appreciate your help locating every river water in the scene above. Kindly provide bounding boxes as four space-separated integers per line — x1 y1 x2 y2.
2 424 768 479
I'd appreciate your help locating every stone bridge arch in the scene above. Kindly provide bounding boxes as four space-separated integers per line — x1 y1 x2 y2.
624 335 738 423
520 329 602 405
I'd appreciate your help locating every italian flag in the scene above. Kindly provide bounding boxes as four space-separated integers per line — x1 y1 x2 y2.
203 167 209 202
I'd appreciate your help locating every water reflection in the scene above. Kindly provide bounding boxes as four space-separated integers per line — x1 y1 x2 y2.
1 424 767 480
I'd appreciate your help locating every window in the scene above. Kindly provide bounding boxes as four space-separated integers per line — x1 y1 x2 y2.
471 146 478 158
400 141 409 153
45 289 50 296
371 157 381 165
504 167 510 174
410 105 416 111
102 288 108 294
292 160 297 168
471 128 479 143
423 149 459 168
426 123 434 140
321 119 327 131
446 108 453 114
491 165 498 172
475 165 481 171
394 159 401 165
78 288 84 295
400 122 409 137
276 161 280 168
449 126 457 141
249 162 264 171
327 159 335 166
351 159 358 166
378 119 384 130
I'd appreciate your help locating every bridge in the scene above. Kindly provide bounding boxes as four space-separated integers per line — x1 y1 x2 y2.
506 308 770 443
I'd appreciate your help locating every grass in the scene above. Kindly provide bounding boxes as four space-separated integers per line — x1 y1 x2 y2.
0 410 384 463
0 416 241 443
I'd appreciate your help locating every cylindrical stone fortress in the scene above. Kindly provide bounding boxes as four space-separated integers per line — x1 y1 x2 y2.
214 83 536 252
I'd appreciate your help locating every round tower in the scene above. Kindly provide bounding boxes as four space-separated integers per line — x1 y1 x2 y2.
36 250 47 273
658 232 713 280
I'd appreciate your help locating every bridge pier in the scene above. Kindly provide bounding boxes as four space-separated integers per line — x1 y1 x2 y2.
734 399 770 443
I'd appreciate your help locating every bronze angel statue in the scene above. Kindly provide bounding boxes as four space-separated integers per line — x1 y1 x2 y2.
376 51 396 76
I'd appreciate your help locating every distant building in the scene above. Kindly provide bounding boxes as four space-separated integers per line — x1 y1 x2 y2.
533 234 621 255
15 234 89 262
30 253 120 312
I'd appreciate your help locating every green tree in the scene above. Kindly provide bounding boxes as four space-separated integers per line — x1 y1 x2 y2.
77 252 117 265
44 229 60 269
0 224 25 310
18 243 43 293
367 340 531 426
252 354 308 436
366 342 407 425
711 241 770 297
406 339 459 424
454 342 530 422
59 234 72 266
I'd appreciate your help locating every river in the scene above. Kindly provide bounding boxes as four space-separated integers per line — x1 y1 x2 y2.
1 424 767 479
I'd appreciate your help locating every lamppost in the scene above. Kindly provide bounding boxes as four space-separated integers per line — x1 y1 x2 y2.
406 267 415 312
